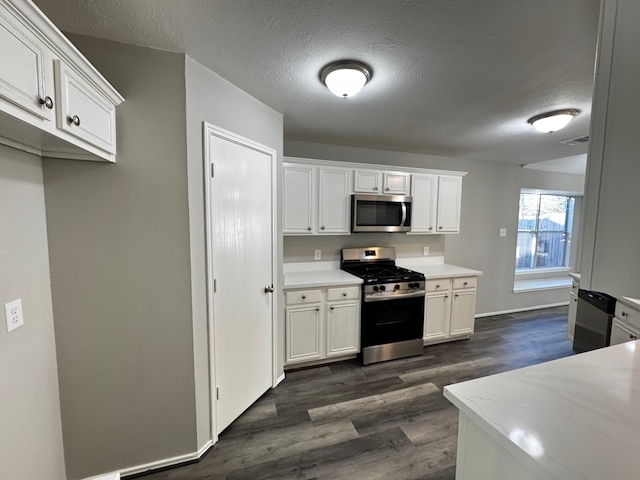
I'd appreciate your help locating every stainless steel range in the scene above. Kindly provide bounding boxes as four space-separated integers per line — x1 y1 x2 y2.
340 246 426 365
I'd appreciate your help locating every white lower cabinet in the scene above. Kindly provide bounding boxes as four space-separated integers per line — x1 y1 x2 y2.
424 276 477 344
285 285 360 366
568 291 578 341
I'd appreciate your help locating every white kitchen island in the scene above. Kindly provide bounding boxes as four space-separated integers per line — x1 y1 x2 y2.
444 341 640 479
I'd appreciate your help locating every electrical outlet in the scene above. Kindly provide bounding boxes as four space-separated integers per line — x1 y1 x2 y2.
314 249 322 260
423 246 429 256
499 228 507 237
5 298 24 332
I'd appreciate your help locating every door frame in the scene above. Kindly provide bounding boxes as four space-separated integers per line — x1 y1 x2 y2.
202 122 279 442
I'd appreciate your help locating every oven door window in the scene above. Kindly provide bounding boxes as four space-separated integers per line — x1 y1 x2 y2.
361 296 424 347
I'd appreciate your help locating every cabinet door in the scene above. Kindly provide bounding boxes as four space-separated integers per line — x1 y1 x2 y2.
425 292 450 341
283 164 314 234
326 302 360 357
318 168 350 234
383 172 410 195
610 318 640 346
568 292 578 341
54 60 117 153
353 170 382 193
450 289 476 336
0 5 54 122
409 174 438 233
286 304 322 364
436 175 462 233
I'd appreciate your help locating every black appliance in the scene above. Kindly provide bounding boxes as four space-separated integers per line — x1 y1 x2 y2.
573 289 617 353
351 194 412 233
341 246 425 365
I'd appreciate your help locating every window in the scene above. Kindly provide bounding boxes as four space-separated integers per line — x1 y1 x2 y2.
516 193 574 270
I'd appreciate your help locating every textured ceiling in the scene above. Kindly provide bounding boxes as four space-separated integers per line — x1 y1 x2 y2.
34 0 601 166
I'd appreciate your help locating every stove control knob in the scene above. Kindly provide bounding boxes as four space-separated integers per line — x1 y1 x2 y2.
373 286 379 292
394 284 400 291
408 283 414 289
379 285 386 292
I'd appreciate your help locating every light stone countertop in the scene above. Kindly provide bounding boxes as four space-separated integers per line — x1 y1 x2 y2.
283 257 481 289
569 272 581 282
396 257 483 279
444 341 640 479
283 261 362 289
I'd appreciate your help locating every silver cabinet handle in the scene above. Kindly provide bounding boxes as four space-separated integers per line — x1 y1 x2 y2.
67 115 80 126
39 96 54 109
264 285 274 293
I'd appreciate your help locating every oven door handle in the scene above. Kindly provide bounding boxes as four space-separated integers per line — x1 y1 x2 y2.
364 290 426 302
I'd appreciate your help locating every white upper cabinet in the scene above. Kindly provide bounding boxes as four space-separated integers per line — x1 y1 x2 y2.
283 162 350 235
436 175 462 233
353 169 382 193
318 167 350 234
54 60 117 154
0 3 54 122
283 157 466 236
409 174 438 233
382 171 410 195
353 169 410 195
0 0 123 162
283 164 314 234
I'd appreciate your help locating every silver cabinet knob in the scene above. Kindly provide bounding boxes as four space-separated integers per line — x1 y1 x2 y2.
330 306 335 310
435 285 440 289
622 311 628 317
67 115 81 126
321 226 325 230
39 96 54 109
428 227 433 231
315 307 320 312
463 282 468 286
438 226 443 230
307 226 312 231
385 187 390 191
342 292 347 297
264 285 274 293
301 295 306 300
630 333 637 340
373 187 378 191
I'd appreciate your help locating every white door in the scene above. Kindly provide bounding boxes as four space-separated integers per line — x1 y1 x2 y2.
205 124 276 434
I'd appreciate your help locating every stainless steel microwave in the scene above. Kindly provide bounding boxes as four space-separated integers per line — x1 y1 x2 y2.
351 194 412 233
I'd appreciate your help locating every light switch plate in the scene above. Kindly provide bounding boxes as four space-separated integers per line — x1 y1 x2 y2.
314 249 321 260
423 246 429 256
5 298 24 332
499 228 507 237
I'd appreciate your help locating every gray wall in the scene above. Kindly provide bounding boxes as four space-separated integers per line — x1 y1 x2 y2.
184 56 284 447
285 140 585 315
582 0 640 299
0 145 66 479
43 37 195 478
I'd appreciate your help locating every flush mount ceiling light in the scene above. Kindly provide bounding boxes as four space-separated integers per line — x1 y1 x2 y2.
527 109 580 133
320 60 372 99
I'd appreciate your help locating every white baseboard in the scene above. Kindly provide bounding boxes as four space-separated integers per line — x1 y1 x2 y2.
475 302 569 318
118 440 213 478
274 372 285 386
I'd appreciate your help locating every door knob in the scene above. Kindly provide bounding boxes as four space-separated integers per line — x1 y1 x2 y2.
264 285 274 293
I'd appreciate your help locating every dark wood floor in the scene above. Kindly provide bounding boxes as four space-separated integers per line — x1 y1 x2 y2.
137 306 574 480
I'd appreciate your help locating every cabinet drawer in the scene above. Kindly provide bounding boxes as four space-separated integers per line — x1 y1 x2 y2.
453 276 476 290
327 286 360 301
285 289 322 305
425 278 452 292
615 302 640 331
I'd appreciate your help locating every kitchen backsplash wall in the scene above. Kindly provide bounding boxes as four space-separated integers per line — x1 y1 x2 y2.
284 233 445 262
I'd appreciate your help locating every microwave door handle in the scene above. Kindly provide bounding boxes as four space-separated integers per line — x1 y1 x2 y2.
400 202 407 226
